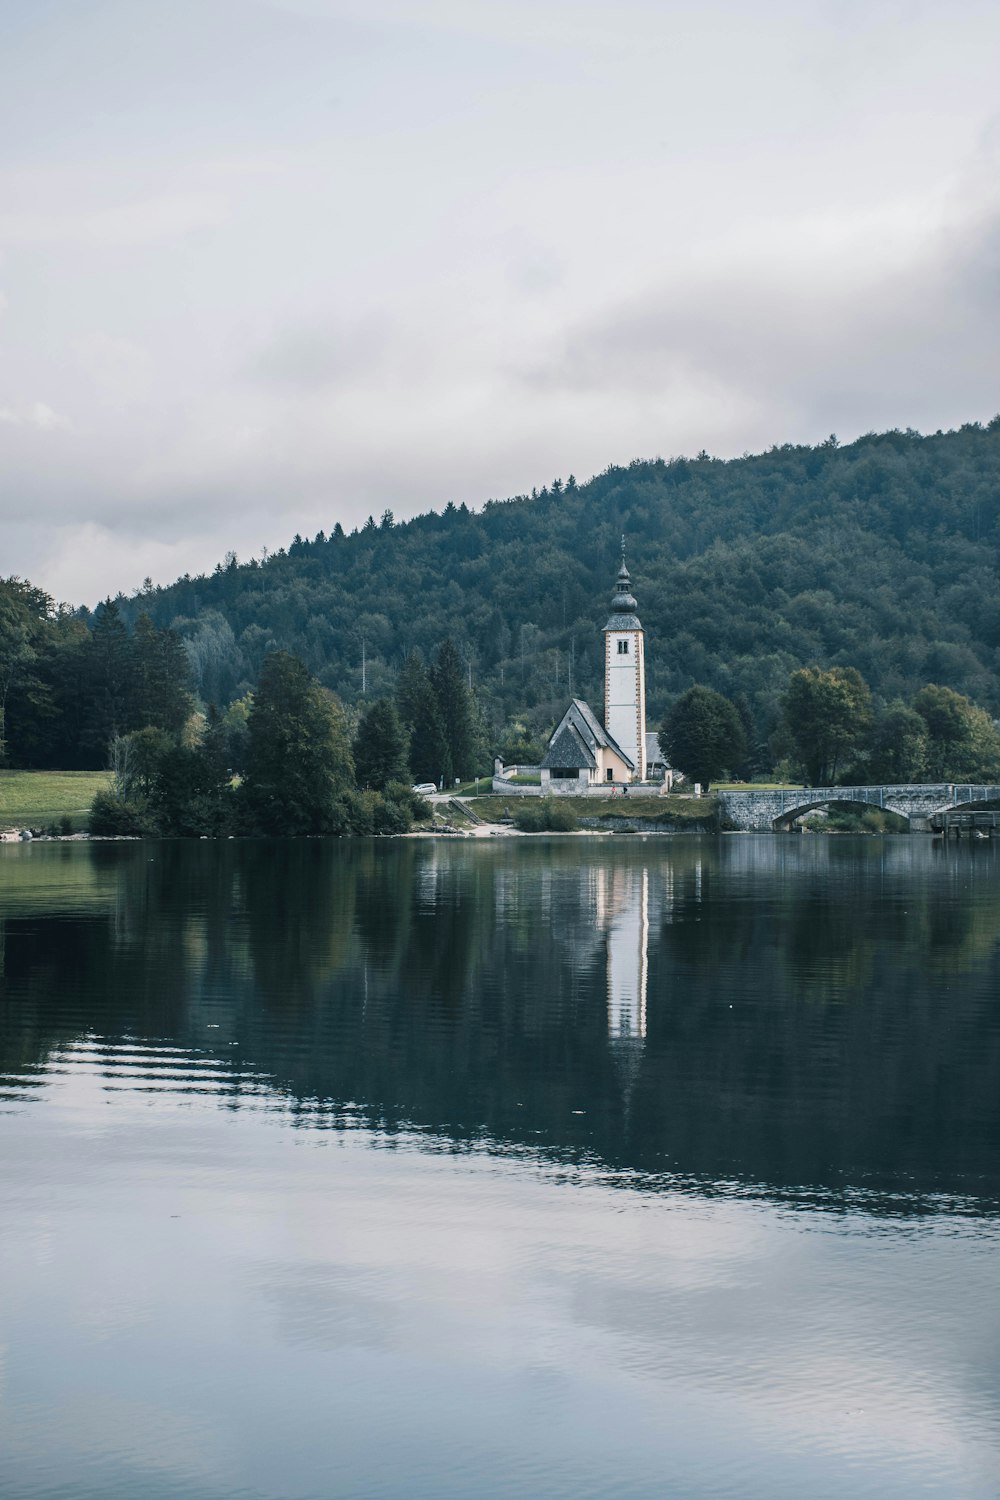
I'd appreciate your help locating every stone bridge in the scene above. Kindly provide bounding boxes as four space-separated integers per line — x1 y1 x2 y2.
718 784 1000 832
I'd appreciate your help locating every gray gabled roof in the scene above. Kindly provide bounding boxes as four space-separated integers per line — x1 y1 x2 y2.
542 698 635 772
645 732 669 767
542 719 596 770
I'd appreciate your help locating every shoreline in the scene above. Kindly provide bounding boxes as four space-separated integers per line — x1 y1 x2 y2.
0 826 931 844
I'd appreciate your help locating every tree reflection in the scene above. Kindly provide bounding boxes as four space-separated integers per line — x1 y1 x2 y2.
1 836 999 1213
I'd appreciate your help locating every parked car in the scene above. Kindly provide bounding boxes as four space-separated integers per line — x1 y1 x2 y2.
412 783 437 796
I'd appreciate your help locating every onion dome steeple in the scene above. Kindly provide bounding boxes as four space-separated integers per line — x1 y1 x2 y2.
610 557 637 614
604 538 642 630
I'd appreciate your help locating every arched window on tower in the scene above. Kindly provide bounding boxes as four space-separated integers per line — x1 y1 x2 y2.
617 639 629 655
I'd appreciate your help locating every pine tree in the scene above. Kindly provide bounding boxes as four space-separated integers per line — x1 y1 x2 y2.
396 651 450 785
0 579 48 765
395 651 428 737
431 638 475 781
84 599 133 757
239 652 354 834
410 690 451 788
353 698 410 789
132 612 192 735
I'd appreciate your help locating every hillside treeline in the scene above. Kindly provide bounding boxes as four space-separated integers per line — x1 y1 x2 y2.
3 420 1000 772
0 587 189 769
114 420 1000 744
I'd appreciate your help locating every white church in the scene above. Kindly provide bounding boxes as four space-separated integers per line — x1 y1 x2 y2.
535 550 669 794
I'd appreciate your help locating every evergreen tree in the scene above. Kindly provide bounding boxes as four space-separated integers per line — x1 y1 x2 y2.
395 651 428 738
84 600 133 758
732 693 759 778
410 689 452 788
659 686 746 789
239 651 354 834
132 612 192 735
353 698 409 790
35 621 90 769
431 638 475 781
0 578 63 766
396 649 451 785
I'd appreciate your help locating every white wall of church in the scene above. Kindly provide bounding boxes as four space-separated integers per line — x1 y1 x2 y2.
604 629 646 780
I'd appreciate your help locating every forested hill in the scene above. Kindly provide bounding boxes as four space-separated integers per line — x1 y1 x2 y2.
115 420 1000 738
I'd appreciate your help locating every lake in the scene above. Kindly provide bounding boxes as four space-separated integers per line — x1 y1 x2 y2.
1 835 998 1499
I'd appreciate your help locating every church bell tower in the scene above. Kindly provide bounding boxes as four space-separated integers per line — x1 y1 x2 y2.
603 543 646 781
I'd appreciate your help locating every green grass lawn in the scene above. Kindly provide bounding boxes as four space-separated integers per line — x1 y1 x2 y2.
0 770 111 830
586 794 718 822
467 793 718 825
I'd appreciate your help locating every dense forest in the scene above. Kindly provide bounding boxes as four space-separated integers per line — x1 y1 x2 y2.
120 420 1000 737
4 419 1000 771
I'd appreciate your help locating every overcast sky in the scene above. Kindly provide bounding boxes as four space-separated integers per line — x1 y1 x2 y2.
3 0 1000 604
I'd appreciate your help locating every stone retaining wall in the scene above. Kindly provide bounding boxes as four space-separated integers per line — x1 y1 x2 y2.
491 778 668 798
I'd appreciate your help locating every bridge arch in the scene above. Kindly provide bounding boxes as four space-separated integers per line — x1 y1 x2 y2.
717 784 1000 833
770 793 911 831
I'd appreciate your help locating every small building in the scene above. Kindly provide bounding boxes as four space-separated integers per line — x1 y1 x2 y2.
644 732 674 789
540 698 634 791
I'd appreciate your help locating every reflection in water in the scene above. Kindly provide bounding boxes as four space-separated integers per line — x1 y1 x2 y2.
1 838 1000 1500
599 864 650 1110
1 836 999 1207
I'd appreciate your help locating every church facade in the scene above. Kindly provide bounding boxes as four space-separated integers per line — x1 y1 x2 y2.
539 552 652 792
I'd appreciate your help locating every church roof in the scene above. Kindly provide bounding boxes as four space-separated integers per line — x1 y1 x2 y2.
542 698 635 772
542 718 597 771
645 732 669 768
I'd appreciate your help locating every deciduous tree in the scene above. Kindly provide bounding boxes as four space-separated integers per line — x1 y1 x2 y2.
912 685 1000 780
869 703 927 782
659 686 746 788
781 666 872 784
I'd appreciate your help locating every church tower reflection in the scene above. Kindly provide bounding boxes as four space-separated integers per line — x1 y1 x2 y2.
596 865 651 1109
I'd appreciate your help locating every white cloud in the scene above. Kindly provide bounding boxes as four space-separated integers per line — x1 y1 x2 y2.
0 190 229 250
0 401 73 431
2 0 1000 601
30 401 72 431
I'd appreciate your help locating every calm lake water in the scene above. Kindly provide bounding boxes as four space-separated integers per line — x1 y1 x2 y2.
1 835 999 1499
